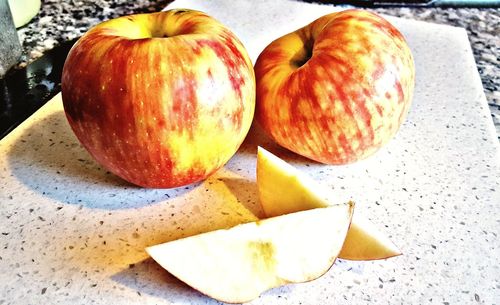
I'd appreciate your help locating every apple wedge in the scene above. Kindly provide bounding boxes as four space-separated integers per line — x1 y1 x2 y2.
146 204 353 304
257 146 401 261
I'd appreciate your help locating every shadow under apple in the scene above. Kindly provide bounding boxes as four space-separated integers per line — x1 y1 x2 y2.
111 258 225 304
6 110 197 210
238 121 325 168
219 177 265 219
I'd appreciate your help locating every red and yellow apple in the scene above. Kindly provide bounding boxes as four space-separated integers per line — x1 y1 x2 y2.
255 10 414 164
62 9 255 188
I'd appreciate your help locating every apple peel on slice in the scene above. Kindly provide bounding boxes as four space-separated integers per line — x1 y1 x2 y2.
146 204 353 304
257 146 401 261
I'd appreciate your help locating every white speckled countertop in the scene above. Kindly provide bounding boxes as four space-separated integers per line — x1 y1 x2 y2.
1 0 499 304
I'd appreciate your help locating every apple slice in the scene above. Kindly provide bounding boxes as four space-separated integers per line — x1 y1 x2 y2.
257 146 401 261
146 204 353 303
337 214 401 260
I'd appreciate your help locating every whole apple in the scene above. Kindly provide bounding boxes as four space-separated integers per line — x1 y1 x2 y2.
255 10 414 164
62 9 255 188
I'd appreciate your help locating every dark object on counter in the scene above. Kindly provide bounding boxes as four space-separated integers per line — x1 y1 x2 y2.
0 0 22 77
0 38 77 140
310 0 500 7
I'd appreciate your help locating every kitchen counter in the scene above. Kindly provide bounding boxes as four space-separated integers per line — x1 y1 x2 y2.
2 1 499 304
15 0 500 138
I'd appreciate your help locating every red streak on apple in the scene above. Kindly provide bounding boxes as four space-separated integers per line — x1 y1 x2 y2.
255 10 415 164
195 35 247 99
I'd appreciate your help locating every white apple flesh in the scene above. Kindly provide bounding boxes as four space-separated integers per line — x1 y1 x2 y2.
147 204 353 303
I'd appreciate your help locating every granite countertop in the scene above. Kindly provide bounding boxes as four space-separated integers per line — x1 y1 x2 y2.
15 0 500 138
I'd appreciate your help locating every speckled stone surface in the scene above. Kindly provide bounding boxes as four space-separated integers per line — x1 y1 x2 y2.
2 0 499 304
14 0 500 138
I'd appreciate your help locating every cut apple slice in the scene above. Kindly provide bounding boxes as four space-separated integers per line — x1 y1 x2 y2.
257 146 401 261
257 146 331 217
147 204 353 304
337 214 401 260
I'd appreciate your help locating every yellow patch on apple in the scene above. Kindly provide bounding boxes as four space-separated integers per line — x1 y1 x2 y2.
147 204 353 303
257 146 401 261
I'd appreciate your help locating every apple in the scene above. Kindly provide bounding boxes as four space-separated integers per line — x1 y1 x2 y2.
61 9 255 188
257 146 401 260
255 10 415 164
147 204 353 303
338 214 401 260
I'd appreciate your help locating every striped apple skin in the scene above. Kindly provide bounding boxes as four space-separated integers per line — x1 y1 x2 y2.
255 10 414 164
62 9 255 188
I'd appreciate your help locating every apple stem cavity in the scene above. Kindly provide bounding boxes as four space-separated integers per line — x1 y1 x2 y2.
291 39 313 69
116 11 201 40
